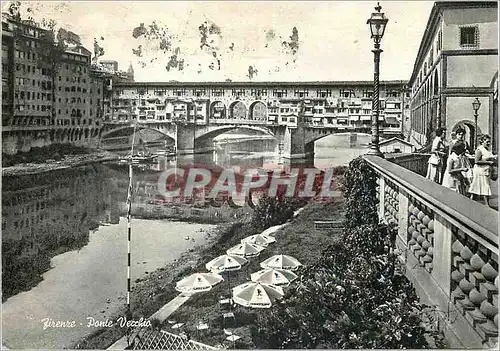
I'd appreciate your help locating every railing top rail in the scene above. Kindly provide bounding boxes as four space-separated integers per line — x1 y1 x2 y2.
363 155 498 248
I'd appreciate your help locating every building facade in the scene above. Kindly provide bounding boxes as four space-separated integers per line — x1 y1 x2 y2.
108 80 409 131
1 14 112 155
408 1 498 151
379 137 416 154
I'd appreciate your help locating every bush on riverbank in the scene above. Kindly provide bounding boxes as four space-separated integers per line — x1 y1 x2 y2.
2 143 92 167
254 157 444 348
251 195 306 231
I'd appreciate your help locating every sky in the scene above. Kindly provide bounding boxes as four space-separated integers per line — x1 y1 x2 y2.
4 1 435 82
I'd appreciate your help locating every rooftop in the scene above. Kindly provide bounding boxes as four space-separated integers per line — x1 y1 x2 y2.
114 80 409 88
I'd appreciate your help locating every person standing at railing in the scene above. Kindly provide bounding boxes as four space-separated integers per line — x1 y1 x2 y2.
469 134 498 206
449 127 473 190
442 142 469 195
426 127 447 183
449 126 472 156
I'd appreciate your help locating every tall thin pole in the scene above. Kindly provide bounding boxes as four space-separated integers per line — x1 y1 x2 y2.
474 110 478 148
126 121 137 314
368 40 384 157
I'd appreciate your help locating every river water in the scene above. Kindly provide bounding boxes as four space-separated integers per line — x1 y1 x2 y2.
1 133 369 349
1 164 215 349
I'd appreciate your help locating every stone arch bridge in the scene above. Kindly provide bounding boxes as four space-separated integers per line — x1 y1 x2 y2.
101 120 401 165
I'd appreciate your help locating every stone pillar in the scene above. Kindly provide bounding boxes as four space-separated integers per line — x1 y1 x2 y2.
397 189 409 246
276 126 314 168
194 137 215 166
176 123 195 165
378 176 386 221
431 213 452 297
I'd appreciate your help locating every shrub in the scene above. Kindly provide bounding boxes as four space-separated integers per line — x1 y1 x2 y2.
254 156 438 349
251 195 306 231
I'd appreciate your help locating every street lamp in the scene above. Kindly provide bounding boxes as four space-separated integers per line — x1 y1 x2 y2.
472 97 481 147
367 2 388 157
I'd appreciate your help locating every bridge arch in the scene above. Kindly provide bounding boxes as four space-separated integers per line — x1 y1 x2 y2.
195 125 276 151
100 126 175 141
229 101 247 120
248 100 267 121
304 131 374 151
210 101 227 119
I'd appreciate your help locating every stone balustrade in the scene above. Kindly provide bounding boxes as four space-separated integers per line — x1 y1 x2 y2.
364 155 498 348
385 152 431 177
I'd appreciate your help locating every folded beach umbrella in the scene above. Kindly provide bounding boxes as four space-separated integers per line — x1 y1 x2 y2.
205 254 248 273
250 268 298 287
232 281 284 309
260 254 302 271
241 234 276 247
227 242 265 258
260 224 285 237
175 272 224 294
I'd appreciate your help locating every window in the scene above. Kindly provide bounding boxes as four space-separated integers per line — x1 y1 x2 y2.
232 89 245 97
362 90 373 98
211 88 224 97
294 89 309 98
173 89 184 96
272 89 288 98
251 89 268 97
340 89 355 98
317 89 332 98
460 26 479 48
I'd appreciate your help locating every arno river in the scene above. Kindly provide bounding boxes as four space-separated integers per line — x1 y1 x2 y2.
1 133 369 349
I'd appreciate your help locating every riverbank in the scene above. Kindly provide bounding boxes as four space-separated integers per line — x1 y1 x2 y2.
1 219 214 350
70 220 248 350
2 150 120 177
72 198 343 349
162 199 345 348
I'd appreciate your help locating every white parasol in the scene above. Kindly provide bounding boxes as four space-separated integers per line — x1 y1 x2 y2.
227 242 265 258
232 281 284 309
205 254 248 273
260 254 302 271
241 234 276 247
250 268 298 287
175 272 224 294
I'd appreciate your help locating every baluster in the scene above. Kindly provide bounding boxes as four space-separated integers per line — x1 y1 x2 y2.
383 179 399 229
450 227 498 344
407 198 434 272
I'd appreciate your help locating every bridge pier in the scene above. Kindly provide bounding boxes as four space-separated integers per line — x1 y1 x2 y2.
176 124 196 165
275 126 315 169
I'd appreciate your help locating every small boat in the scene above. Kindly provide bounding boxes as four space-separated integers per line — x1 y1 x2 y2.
119 153 157 164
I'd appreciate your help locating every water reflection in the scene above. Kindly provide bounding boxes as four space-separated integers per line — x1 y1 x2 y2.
1 165 120 301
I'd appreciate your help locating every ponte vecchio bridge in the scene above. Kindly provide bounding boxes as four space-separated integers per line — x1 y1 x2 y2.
101 80 409 165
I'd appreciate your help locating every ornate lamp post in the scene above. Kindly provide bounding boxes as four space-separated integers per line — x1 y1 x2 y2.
472 97 481 147
367 2 388 157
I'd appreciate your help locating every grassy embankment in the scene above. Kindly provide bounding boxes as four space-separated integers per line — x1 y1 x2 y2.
72 198 344 349
167 198 345 349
